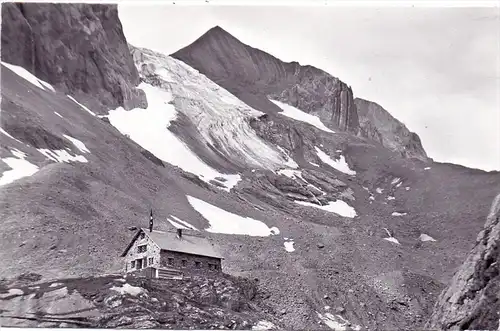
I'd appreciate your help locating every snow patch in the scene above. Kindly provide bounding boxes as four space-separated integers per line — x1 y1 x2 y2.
295 200 357 218
170 215 198 231
252 320 277 330
110 283 145 296
63 135 90 153
67 95 96 116
187 196 279 237
391 177 401 185
0 288 24 298
284 240 295 252
1 61 54 91
277 168 303 180
271 99 335 133
369 196 375 201
270 227 280 235
392 212 407 216
384 237 400 245
419 233 436 242
309 162 319 167
0 149 39 186
387 196 395 201
49 283 63 288
38 149 88 163
315 147 356 176
376 188 384 194
424 167 431 170
0 128 23 144
405 187 411 191
54 112 64 118
317 312 361 331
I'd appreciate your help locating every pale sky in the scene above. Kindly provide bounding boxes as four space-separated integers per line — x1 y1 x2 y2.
119 4 500 171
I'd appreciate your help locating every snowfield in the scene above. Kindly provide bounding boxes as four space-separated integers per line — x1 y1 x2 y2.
0 149 39 186
295 200 357 218
1 61 55 92
107 82 241 192
270 99 335 133
314 147 356 176
187 196 280 236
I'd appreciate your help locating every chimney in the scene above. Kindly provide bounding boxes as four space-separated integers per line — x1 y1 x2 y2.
149 209 153 232
177 228 182 239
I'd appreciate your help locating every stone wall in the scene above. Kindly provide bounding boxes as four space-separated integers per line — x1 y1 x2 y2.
124 230 161 272
160 250 222 275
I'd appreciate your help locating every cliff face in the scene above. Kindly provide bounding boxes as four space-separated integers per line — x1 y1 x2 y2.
172 26 360 134
427 193 500 330
355 98 428 161
1 3 146 111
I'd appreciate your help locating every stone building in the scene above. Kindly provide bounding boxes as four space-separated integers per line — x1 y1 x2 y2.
120 226 223 277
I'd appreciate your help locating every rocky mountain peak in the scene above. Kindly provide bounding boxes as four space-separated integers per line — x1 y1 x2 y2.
172 26 428 159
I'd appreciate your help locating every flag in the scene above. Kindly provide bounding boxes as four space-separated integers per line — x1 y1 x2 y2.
149 209 153 232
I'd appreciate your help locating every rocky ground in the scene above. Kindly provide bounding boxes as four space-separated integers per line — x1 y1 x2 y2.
0 272 280 329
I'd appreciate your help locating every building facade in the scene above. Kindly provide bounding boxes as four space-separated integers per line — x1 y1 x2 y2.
121 228 223 275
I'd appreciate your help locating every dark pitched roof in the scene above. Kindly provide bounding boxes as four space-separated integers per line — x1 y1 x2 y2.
121 228 223 259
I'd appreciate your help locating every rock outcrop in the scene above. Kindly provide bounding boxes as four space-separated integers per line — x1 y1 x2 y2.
355 98 428 161
1 3 146 111
426 193 500 330
172 26 360 134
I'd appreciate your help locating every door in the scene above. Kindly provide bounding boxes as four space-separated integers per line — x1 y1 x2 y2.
136 258 143 269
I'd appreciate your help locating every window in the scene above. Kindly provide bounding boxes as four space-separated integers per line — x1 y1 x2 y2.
131 260 136 268
167 258 174 266
195 261 201 268
182 259 187 267
148 257 153 265
137 245 147 253
214 264 218 270
208 264 214 270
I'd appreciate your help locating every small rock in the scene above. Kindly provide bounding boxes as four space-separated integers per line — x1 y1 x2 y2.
280 309 287 315
336 307 345 313
323 295 330 300
317 243 325 249
50 244 57 250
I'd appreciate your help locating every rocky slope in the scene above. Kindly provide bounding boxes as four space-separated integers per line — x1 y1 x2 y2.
1 3 146 112
1 4 500 330
426 193 500 330
172 26 427 161
355 98 428 161
0 272 277 329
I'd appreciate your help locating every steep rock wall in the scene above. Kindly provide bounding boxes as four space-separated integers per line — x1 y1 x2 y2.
427 193 500 330
1 3 146 111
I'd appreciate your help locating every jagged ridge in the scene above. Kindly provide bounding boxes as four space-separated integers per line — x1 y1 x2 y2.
172 26 428 161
